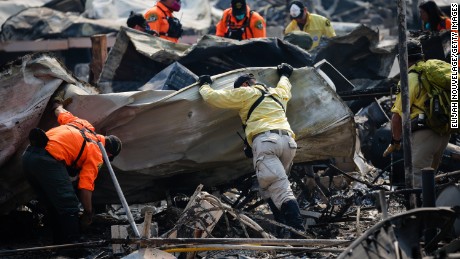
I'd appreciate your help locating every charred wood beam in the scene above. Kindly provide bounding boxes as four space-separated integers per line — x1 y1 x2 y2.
386 188 422 196
435 170 460 180
162 244 345 253
89 34 108 85
328 164 383 190
309 217 375 227
434 239 460 256
241 212 310 238
0 238 351 256
241 198 265 212
0 241 108 256
111 237 352 247
290 169 330 198
337 87 394 101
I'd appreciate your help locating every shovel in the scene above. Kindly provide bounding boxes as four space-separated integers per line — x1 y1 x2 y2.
97 141 140 238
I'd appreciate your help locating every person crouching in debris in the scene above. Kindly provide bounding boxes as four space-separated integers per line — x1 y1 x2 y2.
127 11 156 35
22 93 122 244
383 39 450 188
284 1 336 50
144 0 183 43
215 0 266 40
198 64 305 237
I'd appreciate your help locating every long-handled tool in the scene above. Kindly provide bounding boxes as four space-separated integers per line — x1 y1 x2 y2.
97 142 140 238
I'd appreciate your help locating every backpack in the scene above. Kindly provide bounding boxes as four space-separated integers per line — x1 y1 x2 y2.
239 84 285 158
409 59 456 135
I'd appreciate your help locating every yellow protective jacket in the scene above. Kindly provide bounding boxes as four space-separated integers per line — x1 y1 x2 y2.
391 61 429 119
45 111 105 191
199 76 294 145
284 13 336 50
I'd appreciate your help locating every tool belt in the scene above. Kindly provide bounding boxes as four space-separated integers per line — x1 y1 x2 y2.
253 129 290 141
410 116 428 133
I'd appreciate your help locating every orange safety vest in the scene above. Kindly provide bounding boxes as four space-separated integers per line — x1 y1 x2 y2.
45 111 105 191
423 17 452 31
144 2 182 43
216 7 266 40
438 18 451 31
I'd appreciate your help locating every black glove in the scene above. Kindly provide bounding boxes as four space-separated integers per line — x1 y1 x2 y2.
198 75 213 86
80 210 93 230
277 63 293 78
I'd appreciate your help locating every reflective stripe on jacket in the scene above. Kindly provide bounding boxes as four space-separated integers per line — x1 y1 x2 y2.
284 13 336 49
144 1 179 43
438 18 451 31
216 7 266 40
45 111 105 191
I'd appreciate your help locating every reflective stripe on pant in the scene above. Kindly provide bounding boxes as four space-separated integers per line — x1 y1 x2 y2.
411 129 450 188
252 131 297 209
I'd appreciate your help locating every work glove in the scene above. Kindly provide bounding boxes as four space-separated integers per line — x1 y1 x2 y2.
52 90 73 108
277 63 293 78
198 75 213 86
80 210 93 229
382 138 401 157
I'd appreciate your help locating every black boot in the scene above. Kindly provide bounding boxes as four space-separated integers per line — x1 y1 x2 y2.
267 199 289 238
281 199 305 237
55 213 91 258
267 199 285 224
58 213 80 244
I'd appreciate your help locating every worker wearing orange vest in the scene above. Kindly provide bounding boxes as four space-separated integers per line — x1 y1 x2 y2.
22 94 122 244
144 0 183 43
216 0 266 40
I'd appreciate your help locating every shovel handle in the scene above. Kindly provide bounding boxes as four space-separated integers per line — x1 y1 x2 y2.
98 141 140 238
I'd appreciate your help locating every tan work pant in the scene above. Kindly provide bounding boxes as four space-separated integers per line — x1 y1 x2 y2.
411 129 450 188
252 131 297 209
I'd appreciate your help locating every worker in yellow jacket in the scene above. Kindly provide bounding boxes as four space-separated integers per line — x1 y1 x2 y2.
284 1 335 50
198 64 305 238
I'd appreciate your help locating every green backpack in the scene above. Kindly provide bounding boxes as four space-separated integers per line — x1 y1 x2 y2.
409 59 456 135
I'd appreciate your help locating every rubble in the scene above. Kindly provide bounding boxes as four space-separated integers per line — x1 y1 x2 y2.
0 50 355 213
0 0 459 258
